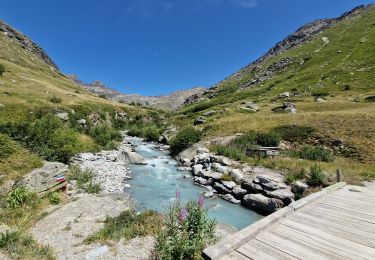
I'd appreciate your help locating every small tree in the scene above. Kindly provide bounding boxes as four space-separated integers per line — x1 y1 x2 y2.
0 64 5 76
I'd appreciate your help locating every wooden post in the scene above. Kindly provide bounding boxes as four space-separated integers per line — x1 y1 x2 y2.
336 169 342 182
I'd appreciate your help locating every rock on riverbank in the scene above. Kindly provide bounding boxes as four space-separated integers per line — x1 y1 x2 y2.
177 145 298 215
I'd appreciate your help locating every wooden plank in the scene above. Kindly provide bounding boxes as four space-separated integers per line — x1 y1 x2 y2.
330 190 375 202
286 215 375 248
281 219 375 258
320 195 375 212
276 223 372 259
294 211 375 240
221 251 251 260
307 204 375 225
301 207 375 235
314 202 375 223
257 230 345 260
236 239 298 260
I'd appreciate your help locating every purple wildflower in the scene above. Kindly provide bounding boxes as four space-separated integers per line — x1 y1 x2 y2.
198 195 204 208
176 190 181 200
179 208 189 222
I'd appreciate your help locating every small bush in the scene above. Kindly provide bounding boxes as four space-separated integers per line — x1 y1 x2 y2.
89 126 121 148
86 210 162 243
255 132 281 147
212 145 246 161
48 192 60 205
307 165 326 187
284 168 306 184
6 187 36 209
170 127 202 156
68 166 101 194
98 94 107 99
0 64 5 76
221 173 233 181
0 230 54 259
299 146 335 162
48 95 63 104
365 96 375 102
127 124 162 142
154 197 216 260
0 133 16 159
272 125 315 142
311 91 329 97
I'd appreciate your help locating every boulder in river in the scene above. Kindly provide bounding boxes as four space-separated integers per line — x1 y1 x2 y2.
232 187 248 200
264 189 294 205
116 149 146 165
220 194 241 204
242 181 264 194
214 182 231 194
242 193 284 215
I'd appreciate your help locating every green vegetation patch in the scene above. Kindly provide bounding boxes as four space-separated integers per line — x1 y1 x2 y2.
307 164 326 187
85 210 163 243
127 123 164 142
67 166 101 194
298 146 335 162
272 125 315 143
169 127 202 156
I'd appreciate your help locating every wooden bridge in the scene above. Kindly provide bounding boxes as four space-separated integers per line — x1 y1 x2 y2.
203 182 375 260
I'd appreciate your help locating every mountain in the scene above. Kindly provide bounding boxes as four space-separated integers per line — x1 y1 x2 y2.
172 4 375 183
68 74 206 111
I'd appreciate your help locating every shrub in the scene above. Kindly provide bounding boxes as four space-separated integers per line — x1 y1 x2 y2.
170 127 202 156
212 145 246 162
85 210 163 243
48 95 63 104
127 124 162 142
154 196 216 260
0 64 5 76
272 125 315 142
6 187 36 209
48 192 60 205
67 166 101 194
255 132 281 147
144 125 161 142
221 173 233 181
284 168 306 184
299 146 335 162
311 91 329 97
98 94 107 99
365 96 375 102
0 134 16 159
307 165 326 187
89 126 122 148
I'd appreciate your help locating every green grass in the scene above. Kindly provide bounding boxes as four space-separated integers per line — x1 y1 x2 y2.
67 166 101 194
85 210 163 243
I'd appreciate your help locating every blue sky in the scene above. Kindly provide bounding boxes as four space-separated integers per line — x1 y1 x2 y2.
0 0 373 95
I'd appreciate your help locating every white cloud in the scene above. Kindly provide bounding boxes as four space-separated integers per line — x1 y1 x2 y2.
231 0 258 8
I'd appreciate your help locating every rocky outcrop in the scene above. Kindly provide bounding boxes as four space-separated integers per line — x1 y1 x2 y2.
16 162 68 196
116 149 146 165
272 102 297 113
242 194 284 215
0 20 58 69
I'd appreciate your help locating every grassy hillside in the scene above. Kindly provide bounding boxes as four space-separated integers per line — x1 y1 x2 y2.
0 24 160 185
171 5 375 183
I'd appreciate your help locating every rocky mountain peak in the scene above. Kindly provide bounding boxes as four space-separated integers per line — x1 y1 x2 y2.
0 19 58 70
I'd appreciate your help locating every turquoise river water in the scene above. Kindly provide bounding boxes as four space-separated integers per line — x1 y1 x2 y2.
127 137 262 230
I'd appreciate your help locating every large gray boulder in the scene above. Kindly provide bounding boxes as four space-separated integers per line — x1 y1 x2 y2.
221 181 236 190
229 169 244 182
214 182 231 194
194 116 207 125
220 194 241 204
17 162 68 195
264 189 294 205
291 181 309 194
193 164 204 176
242 194 284 215
242 181 264 194
232 187 248 199
116 150 146 165
201 171 222 180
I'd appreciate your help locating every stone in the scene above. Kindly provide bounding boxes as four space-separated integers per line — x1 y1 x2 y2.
194 176 209 186
204 190 215 198
201 171 222 180
55 112 69 121
264 189 294 205
291 181 309 194
316 97 327 103
242 181 264 194
322 36 330 45
197 147 209 154
278 92 290 98
88 113 100 126
229 169 244 182
214 182 231 194
181 158 192 166
77 118 87 126
193 164 204 176
283 102 297 113
211 163 229 174
261 181 287 191
159 125 179 144
17 162 68 195
0 179 15 195
232 187 248 199
242 194 284 215
211 155 233 166
116 150 146 165
220 194 241 204
202 110 216 116
331 139 344 147
194 116 207 125
221 181 236 190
